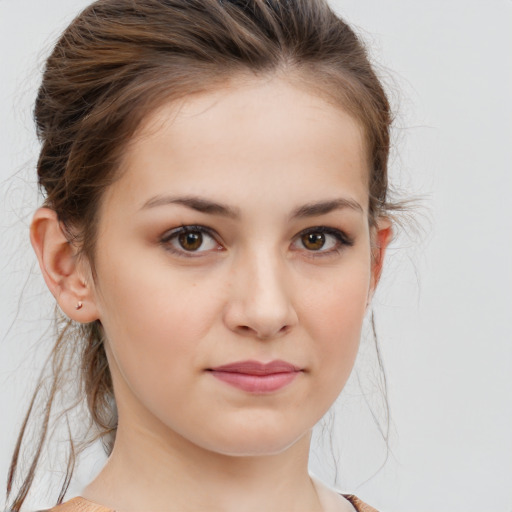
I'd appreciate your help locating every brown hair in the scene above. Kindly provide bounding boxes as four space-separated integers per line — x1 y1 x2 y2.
7 0 396 509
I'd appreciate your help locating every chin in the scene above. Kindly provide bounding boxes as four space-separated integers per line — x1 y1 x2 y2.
193 422 311 458
206 439 305 458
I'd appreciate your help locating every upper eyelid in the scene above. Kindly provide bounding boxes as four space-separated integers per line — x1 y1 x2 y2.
160 224 218 241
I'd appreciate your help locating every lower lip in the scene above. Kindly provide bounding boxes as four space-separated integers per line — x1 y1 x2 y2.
209 371 299 393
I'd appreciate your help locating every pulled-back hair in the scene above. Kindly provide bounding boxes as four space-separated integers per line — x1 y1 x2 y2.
7 1 396 509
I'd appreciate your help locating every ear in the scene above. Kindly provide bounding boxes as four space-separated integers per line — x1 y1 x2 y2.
30 207 99 323
368 217 393 301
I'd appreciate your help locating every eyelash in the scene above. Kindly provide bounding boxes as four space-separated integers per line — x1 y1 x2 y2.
159 225 354 258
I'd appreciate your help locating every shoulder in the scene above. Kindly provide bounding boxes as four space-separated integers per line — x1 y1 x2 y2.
311 476 378 512
37 497 114 512
37 493 378 512
343 494 380 512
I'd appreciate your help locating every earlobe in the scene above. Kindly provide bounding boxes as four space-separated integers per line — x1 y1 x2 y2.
368 218 393 302
30 208 99 323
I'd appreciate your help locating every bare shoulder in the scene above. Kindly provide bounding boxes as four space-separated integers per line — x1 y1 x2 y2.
311 477 379 512
311 477 357 512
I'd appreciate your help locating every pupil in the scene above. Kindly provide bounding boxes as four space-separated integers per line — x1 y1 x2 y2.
179 231 202 251
303 233 325 250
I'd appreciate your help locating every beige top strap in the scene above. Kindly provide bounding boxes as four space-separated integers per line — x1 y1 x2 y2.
343 494 379 512
45 497 114 512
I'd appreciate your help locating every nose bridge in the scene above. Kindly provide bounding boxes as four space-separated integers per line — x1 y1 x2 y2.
247 245 286 303
225 242 297 339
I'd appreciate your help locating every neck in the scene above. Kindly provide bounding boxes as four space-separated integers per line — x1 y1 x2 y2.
84 420 322 512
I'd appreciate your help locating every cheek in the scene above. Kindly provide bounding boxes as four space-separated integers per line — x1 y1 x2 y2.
93 250 223 392
298 256 371 396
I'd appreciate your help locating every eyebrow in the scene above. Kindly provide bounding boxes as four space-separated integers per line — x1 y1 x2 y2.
290 198 364 218
140 195 363 219
141 195 240 218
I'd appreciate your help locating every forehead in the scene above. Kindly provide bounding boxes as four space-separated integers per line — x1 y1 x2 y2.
107 76 369 217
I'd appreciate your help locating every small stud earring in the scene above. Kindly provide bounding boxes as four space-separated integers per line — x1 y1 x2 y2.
75 301 83 310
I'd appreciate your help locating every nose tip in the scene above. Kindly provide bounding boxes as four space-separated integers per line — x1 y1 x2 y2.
223 257 298 340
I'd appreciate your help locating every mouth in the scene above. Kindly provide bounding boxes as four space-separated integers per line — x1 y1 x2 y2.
206 360 303 393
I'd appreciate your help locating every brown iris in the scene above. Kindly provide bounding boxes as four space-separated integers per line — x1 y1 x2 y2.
302 232 325 250
178 231 203 251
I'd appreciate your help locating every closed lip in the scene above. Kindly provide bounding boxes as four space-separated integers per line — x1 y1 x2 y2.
207 360 302 375
207 360 303 393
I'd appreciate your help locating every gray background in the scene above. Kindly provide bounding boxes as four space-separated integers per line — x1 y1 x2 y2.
1 1 511 510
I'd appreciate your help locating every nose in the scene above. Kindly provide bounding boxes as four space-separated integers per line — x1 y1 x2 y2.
223 250 298 340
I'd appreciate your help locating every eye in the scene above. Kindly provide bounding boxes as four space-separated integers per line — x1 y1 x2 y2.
291 227 353 255
160 225 222 255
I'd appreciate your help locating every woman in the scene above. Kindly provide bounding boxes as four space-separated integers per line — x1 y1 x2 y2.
7 0 400 510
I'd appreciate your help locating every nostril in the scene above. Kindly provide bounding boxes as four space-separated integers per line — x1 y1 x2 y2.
236 323 292 339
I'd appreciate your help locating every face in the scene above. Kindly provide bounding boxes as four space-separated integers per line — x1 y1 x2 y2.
89 76 386 456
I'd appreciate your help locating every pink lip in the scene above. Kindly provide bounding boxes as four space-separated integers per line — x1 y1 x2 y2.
207 360 302 393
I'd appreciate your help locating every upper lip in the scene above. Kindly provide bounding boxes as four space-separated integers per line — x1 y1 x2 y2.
208 360 301 375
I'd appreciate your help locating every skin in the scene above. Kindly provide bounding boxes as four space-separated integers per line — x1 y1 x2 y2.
31 76 391 512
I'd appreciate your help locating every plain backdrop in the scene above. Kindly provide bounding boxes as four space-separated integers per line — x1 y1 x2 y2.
1 1 511 511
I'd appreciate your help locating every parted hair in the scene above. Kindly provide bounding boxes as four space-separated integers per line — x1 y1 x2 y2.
7 1 395 510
